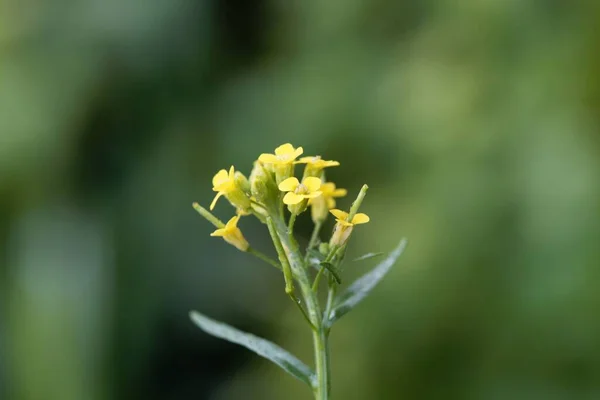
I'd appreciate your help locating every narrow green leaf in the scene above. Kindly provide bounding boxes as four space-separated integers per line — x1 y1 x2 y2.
327 239 407 326
352 252 384 262
189 311 315 387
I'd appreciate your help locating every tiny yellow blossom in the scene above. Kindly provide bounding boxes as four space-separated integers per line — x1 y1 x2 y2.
258 143 304 165
329 209 370 226
279 177 323 205
210 215 249 251
211 166 251 211
309 182 347 223
258 143 304 184
296 156 340 177
329 208 370 247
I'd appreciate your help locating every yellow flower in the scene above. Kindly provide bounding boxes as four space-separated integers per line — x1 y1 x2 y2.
210 215 249 251
211 166 251 211
329 208 370 247
309 182 347 223
296 156 340 177
259 143 304 184
296 156 340 169
258 143 304 165
330 209 370 226
318 183 347 209
279 177 323 205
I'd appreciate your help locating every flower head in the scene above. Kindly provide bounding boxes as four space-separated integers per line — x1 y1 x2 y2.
279 177 323 205
211 166 251 211
210 215 249 251
309 182 347 223
259 143 304 165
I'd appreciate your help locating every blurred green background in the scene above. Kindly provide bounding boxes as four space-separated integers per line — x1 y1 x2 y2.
2 0 600 399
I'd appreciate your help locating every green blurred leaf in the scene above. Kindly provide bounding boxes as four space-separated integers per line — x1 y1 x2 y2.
327 239 407 326
352 252 384 262
189 311 316 387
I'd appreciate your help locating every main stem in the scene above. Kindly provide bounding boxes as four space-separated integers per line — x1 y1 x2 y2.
272 217 330 399
312 328 330 400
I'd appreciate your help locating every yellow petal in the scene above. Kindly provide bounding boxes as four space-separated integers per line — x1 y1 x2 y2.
332 188 347 197
304 191 322 199
275 143 294 156
210 228 226 237
326 197 336 209
258 153 278 163
225 215 240 230
303 177 322 192
336 220 353 227
330 209 348 220
320 182 336 194
212 169 229 187
295 156 314 164
292 147 304 159
210 191 224 210
352 213 370 224
324 160 340 167
283 192 304 205
228 165 235 179
278 177 300 192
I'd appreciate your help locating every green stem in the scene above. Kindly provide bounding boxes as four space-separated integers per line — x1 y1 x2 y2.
312 265 325 292
247 247 281 271
266 217 295 295
270 216 330 399
192 202 225 228
307 221 322 251
288 213 297 237
312 328 330 399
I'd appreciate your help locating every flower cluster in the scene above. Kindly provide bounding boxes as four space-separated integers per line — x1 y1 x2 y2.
193 142 370 290
190 143 402 400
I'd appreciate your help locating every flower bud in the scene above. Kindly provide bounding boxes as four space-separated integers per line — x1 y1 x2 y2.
274 164 294 185
249 162 279 210
319 242 330 256
310 194 328 223
225 188 251 213
234 171 251 195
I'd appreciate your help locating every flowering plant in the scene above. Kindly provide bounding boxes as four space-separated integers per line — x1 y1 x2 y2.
191 143 407 399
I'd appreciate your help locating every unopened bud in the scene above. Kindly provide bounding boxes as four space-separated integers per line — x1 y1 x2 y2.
319 242 330 256
274 164 293 185
249 162 279 210
234 171 251 195
310 195 328 223
225 188 251 212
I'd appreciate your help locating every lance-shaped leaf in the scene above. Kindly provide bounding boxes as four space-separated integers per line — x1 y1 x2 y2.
353 252 384 262
327 239 407 326
189 311 315 387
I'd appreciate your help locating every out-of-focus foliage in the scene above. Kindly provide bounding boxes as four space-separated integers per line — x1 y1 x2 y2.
2 0 600 399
